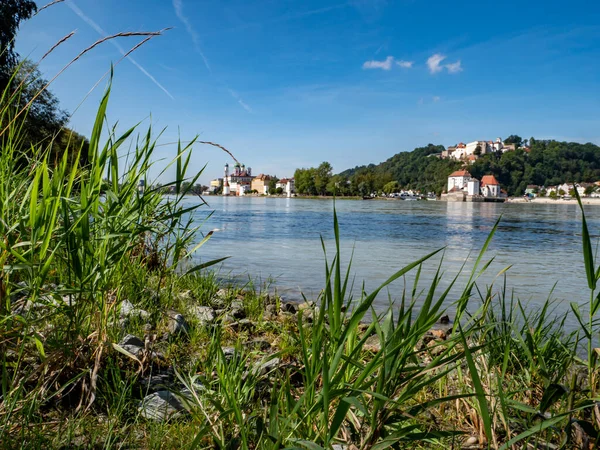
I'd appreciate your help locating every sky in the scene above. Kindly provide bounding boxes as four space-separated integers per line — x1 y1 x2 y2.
15 0 600 184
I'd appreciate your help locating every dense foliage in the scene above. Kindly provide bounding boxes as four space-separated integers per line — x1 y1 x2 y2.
1 2 89 168
340 144 462 195
470 139 600 195
335 140 600 197
0 0 36 91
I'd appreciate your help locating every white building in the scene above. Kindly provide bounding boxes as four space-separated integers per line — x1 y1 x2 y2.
447 170 473 192
481 175 501 197
467 179 480 196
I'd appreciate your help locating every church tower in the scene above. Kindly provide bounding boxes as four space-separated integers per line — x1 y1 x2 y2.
223 163 230 196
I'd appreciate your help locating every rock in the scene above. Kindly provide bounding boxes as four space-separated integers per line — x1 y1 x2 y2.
439 315 450 324
230 307 246 319
167 310 189 335
364 335 381 353
427 339 446 357
463 436 479 447
142 323 153 332
118 334 145 357
244 339 271 351
429 329 447 340
253 357 281 376
280 302 297 314
140 370 173 392
221 346 237 361
298 301 315 311
238 318 255 331
189 305 216 326
215 288 228 299
120 299 150 321
265 304 278 316
138 390 187 421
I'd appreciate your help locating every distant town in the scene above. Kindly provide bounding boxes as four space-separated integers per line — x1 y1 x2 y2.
152 136 600 202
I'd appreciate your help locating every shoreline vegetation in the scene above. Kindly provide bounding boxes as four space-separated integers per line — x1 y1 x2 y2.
3 89 600 450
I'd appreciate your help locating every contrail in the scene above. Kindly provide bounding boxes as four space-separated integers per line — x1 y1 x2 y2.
173 0 253 114
172 0 211 73
67 1 175 100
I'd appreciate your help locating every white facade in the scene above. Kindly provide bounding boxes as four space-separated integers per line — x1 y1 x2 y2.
448 171 472 191
467 180 480 196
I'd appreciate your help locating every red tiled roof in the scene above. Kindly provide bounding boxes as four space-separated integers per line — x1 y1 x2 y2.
467 155 477 160
449 170 471 177
457 143 466 148
481 175 500 186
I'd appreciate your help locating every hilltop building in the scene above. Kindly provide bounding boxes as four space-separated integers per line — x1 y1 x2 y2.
441 137 517 162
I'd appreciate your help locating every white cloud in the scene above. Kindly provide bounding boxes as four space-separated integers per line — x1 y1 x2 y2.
427 53 446 73
427 53 463 74
67 2 174 100
445 60 463 73
396 60 413 68
363 56 394 70
432 96 441 102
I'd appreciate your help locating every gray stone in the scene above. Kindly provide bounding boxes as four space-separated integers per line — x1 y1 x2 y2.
120 299 150 321
189 305 216 326
167 311 189 335
253 357 281 376
221 346 237 361
364 335 381 353
138 390 186 421
238 318 255 331
215 288 228 299
119 334 145 357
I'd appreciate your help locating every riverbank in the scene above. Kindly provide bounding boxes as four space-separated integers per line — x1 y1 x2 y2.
4 264 593 449
507 196 600 205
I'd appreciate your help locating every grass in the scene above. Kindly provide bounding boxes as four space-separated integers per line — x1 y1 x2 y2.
2 49 600 450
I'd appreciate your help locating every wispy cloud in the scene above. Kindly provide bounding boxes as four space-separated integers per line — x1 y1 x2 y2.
228 89 253 113
67 1 174 100
445 60 463 73
396 60 413 68
363 56 394 70
172 0 211 72
426 53 463 74
433 96 441 102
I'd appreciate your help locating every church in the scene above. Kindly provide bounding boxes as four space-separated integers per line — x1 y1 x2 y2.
223 162 255 195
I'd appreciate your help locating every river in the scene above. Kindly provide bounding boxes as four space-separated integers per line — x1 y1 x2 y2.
187 196 597 328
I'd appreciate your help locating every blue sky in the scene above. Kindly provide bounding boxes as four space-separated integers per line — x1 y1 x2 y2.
15 0 600 183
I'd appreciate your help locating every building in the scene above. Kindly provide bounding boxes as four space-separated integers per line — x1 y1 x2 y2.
210 178 223 194
223 162 255 195
481 175 501 198
276 178 295 197
447 170 473 192
442 137 516 161
251 174 272 195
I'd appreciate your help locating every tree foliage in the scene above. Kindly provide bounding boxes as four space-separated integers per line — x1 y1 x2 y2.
0 0 37 91
469 140 600 195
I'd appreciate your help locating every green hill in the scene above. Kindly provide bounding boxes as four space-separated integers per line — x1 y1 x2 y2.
340 140 600 196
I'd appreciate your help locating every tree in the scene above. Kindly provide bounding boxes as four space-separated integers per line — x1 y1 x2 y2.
539 189 547 197
504 135 523 147
314 161 333 196
549 190 558 199
585 185 596 196
474 145 482 156
558 189 566 197
275 187 283 195
383 180 400 195
0 0 37 92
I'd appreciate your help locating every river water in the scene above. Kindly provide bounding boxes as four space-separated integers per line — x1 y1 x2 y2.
187 196 597 328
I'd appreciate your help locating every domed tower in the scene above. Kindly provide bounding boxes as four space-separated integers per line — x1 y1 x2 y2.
223 163 230 196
